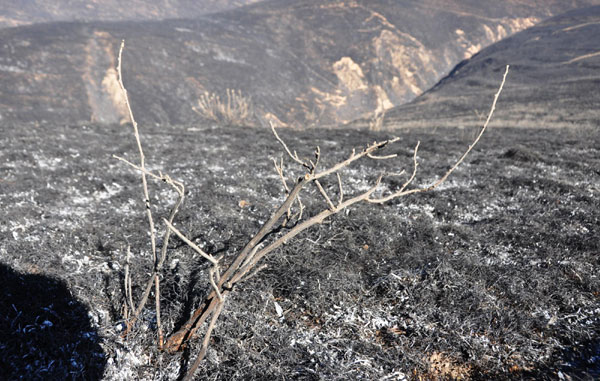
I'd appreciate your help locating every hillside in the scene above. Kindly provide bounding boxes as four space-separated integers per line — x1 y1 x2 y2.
1 0 600 127
384 5 600 129
0 0 261 29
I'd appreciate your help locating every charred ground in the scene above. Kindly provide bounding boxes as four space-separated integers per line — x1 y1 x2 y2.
0 121 598 379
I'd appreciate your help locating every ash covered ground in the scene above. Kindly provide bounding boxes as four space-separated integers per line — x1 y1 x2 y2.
0 122 598 380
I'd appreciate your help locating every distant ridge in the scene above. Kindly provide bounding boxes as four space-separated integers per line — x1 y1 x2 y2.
0 0 261 29
1 0 599 127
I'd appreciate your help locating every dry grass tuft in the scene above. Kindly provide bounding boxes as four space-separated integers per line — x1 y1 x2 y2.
194 88 253 126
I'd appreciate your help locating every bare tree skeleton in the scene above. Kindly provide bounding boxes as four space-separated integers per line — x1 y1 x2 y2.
114 39 509 380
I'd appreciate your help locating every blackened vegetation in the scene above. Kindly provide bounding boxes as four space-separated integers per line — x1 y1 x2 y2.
0 123 598 379
0 263 106 380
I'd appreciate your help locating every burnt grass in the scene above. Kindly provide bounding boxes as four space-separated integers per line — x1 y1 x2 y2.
0 122 598 380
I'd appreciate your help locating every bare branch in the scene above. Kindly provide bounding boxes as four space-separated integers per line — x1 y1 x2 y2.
238 263 268 284
232 175 385 284
368 65 510 204
155 275 163 349
314 180 336 211
163 219 218 266
183 301 225 381
270 122 305 166
272 157 290 194
117 40 157 266
165 179 309 351
115 150 186 340
429 65 509 189
209 267 223 302
125 246 135 313
367 152 397 160
312 138 399 180
116 41 188 340
336 173 344 206
216 176 308 288
367 141 420 203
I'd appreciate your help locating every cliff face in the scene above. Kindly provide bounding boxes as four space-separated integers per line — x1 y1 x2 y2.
1 0 599 127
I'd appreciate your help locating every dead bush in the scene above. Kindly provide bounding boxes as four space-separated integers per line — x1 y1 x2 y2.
113 40 509 380
193 88 253 126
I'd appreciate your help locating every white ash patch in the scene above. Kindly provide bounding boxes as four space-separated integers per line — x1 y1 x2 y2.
32 152 63 171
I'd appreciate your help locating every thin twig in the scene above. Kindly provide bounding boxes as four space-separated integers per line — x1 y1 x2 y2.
336 173 344 206
155 275 163 349
124 246 135 314
113 155 185 194
183 301 225 381
368 65 510 203
430 65 509 189
209 267 223 302
117 41 160 338
163 219 218 265
367 152 397 160
312 138 399 180
270 122 304 166
124 270 156 335
314 180 336 211
273 158 290 194
291 195 305 222
273 157 294 221
117 40 157 266
240 243 261 271
238 263 268 284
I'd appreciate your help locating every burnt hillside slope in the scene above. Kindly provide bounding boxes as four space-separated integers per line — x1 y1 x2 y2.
1 0 599 127
384 6 600 130
0 0 261 29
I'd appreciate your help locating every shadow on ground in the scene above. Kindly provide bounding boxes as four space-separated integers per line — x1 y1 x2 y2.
0 262 105 379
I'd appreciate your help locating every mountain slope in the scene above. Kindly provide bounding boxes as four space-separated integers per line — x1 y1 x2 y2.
384 6 600 129
0 0 261 29
1 0 599 127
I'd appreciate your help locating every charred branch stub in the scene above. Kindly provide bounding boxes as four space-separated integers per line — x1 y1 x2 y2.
114 39 509 381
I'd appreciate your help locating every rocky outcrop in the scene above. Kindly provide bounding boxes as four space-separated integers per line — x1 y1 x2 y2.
1 0 599 127
83 31 130 124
